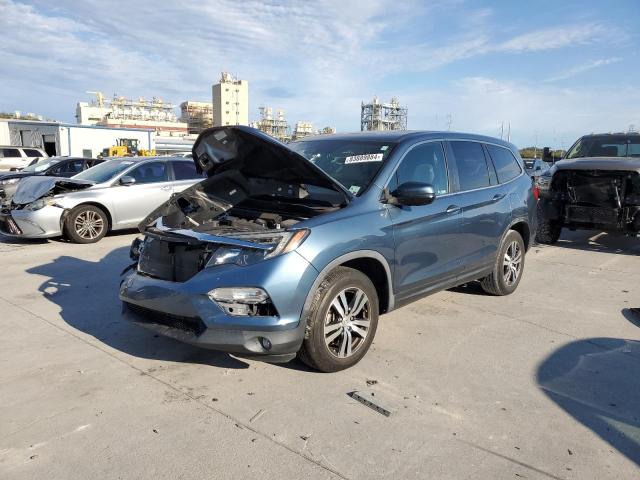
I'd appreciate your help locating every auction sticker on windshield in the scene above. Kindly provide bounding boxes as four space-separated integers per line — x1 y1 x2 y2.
344 153 384 164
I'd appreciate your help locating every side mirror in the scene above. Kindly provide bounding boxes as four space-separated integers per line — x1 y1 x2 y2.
120 175 136 186
542 147 553 163
391 182 436 206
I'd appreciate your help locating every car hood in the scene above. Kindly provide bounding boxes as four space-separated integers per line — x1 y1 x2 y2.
192 126 350 199
11 176 94 205
552 157 640 173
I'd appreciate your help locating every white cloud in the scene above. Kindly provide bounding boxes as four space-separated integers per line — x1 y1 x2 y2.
0 0 634 146
546 57 622 82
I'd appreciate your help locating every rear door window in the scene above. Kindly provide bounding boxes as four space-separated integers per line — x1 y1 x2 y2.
486 145 522 183
449 141 490 191
171 161 202 180
129 162 169 184
396 142 449 195
0 148 21 158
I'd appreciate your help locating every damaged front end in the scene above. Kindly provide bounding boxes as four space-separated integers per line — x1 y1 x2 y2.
539 168 640 234
0 176 94 237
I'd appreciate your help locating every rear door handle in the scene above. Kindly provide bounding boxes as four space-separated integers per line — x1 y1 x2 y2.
492 193 505 201
161 185 172 191
445 205 460 214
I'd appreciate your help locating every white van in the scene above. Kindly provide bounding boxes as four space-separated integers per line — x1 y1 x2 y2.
0 146 48 171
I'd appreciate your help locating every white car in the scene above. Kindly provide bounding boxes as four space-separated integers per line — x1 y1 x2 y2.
0 157 204 243
0 146 48 171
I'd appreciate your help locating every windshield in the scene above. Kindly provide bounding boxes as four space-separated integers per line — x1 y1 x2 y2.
21 157 62 173
72 159 135 183
566 135 640 159
289 139 396 195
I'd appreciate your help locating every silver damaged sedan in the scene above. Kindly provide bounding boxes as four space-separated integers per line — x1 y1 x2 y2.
0 157 203 243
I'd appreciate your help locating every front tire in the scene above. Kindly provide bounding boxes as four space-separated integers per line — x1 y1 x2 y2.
298 267 379 372
480 230 525 296
64 205 108 244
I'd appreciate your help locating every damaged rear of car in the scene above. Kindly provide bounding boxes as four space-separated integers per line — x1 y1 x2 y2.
536 134 640 243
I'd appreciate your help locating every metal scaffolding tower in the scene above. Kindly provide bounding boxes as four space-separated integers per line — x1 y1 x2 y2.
360 96 407 131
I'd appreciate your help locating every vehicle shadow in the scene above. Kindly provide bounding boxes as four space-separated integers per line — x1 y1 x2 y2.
536 337 640 466
26 246 252 369
549 230 640 256
621 308 640 328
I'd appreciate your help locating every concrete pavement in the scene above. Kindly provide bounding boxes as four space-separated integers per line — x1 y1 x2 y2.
1 230 639 479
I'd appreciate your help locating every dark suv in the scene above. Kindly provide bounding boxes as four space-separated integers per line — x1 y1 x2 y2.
536 133 640 243
120 127 535 372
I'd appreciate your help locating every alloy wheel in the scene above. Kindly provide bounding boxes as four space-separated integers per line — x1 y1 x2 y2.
324 287 371 358
502 240 522 286
74 210 104 240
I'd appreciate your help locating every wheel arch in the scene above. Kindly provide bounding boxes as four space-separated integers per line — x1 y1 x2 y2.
508 219 531 251
61 201 113 232
302 251 394 317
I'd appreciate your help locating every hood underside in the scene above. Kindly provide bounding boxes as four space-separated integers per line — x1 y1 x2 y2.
192 126 350 199
11 176 94 205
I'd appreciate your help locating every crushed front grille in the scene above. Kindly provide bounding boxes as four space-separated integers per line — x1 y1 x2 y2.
124 302 206 336
0 215 22 235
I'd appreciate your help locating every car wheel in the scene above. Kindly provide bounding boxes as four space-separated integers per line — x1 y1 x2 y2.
64 205 108 244
480 229 525 296
535 203 562 244
298 266 379 372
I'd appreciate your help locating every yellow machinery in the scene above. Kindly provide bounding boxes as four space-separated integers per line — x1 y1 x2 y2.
101 139 155 157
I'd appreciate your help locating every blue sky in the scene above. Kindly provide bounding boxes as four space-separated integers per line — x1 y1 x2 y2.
1 0 638 148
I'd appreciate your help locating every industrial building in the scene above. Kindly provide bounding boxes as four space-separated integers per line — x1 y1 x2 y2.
0 119 153 158
212 72 249 126
361 96 408 131
76 92 188 135
180 101 213 134
292 121 315 140
252 107 290 142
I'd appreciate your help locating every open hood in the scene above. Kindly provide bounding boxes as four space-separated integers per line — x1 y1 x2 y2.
192 126 350 199
11 176 94 205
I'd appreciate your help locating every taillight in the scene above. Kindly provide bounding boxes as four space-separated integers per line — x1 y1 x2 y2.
533 185 540 200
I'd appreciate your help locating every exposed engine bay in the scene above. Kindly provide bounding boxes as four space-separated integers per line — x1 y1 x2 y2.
135 170 344 283
545 169 640 233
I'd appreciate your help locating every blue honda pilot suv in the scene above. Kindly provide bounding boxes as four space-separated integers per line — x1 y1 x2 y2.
120 126 535 372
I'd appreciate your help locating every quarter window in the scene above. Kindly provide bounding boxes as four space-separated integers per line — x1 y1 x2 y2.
450 141 490 191
23 149 43 157
486 145 522 183
129 162 169 184
396 142 448 195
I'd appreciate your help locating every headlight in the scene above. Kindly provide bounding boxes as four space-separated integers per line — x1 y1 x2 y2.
0 178 20 186
25 198 58 211
205 229 309 267
208 287 276 317
536 175 552 192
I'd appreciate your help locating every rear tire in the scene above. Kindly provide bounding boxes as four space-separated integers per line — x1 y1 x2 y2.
64 204 108 244
535 203 562 244
480 230 525 296
298 267 379 372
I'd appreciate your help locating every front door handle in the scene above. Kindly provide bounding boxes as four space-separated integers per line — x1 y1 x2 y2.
161 185 172 191
445 205 460 214
492 193 506 201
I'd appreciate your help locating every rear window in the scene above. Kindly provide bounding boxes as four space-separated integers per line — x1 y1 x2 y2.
23 149 43 157
449 141 490 191
486 145 522 183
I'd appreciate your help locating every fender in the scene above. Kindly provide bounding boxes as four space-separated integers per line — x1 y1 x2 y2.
300 250 395 321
